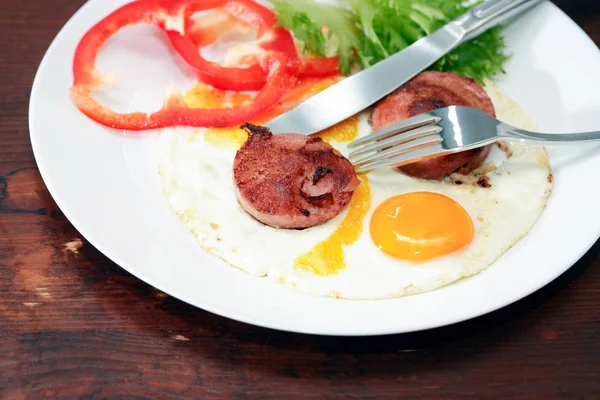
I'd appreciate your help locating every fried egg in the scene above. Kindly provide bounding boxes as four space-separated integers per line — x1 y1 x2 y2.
157 80 553 299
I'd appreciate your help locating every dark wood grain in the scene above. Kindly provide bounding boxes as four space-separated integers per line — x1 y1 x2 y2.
1 1 599 398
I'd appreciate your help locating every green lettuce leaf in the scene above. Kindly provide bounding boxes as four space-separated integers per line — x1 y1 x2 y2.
272 0 509 84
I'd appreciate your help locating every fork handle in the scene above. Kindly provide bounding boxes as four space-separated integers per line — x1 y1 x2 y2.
455 0 545 43
501 127 600 144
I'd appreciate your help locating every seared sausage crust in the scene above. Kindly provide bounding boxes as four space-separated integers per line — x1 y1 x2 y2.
233 123 360 229
372 71 496 180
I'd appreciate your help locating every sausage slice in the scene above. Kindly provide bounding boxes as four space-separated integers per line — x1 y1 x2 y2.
233 123 360 229
372 71 496 180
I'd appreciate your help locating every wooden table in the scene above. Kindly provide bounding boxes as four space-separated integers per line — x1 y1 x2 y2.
1 1 599 398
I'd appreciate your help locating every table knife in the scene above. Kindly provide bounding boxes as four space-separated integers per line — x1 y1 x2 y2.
264 0 545 135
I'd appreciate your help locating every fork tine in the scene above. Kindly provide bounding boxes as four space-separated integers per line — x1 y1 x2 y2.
348 113 441 149
348 125 442 159
352 135 442 168
356 144 447 173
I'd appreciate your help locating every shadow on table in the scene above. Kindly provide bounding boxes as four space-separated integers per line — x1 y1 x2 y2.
71 233 599 386
210 239 600 353
76 227 599 356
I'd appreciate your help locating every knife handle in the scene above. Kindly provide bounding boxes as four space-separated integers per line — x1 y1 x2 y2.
455 0 545 43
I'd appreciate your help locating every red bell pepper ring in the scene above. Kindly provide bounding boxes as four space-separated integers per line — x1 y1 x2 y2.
165 0 339 91
301 56 341 77
166 31 269 91
166 0 301 91
184 10 251 48
70 0 296 130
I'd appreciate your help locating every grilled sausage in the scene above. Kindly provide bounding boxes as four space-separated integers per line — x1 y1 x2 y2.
372 71 496 180
233 123 360 229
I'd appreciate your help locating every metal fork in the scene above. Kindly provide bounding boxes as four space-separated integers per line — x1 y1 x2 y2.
348 106 600 173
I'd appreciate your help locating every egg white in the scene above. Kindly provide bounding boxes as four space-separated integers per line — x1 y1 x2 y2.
157 82 553 299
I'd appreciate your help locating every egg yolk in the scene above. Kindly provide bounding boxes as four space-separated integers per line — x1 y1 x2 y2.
184 84 227 109
184 84 253 147
370 192 473 262
183 77 348 149
253 76 341 124
294 176 371 276
316 114 359 143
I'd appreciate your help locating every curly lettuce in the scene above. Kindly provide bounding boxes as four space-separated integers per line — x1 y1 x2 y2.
273 0 509 83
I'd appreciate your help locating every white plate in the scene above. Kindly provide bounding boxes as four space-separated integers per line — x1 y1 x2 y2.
30 0 600 335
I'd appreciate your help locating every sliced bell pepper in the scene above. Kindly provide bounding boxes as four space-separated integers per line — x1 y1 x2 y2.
166 0 301 91
70 0 296 130
300 56 341 77
166 0 339 90
166 31 268 91
185 9 251 49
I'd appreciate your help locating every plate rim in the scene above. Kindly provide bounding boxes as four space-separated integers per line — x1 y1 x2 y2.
28 0 600 336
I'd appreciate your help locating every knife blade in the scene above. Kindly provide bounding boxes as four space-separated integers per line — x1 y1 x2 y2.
263 0 544 135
